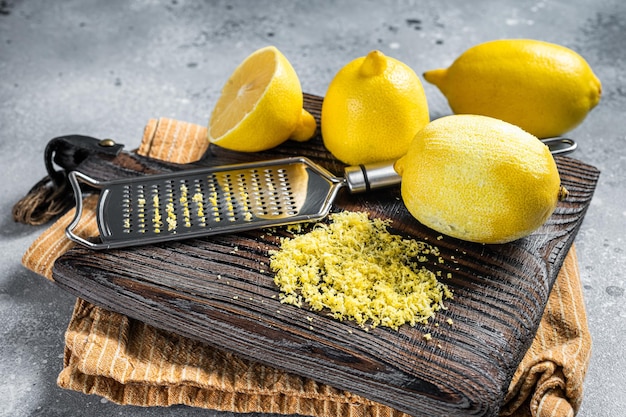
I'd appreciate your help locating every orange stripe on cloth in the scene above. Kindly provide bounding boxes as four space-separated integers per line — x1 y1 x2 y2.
501 245 591 417
21 196 99 280
57 299 401 415
138 117 209 164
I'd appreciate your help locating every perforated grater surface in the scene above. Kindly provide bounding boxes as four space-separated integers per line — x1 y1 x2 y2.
65 156 398 250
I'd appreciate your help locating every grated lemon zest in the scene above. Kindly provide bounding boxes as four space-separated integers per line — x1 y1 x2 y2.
270 211 453 330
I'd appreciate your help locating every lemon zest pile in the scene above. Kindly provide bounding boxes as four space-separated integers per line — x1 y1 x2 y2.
270 211 453 330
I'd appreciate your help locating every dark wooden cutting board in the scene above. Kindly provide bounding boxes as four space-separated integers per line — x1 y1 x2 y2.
52 94 600 417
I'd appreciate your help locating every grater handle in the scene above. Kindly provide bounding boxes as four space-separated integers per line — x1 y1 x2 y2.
344 161 401 193
541 137 577 155
65 171 108 249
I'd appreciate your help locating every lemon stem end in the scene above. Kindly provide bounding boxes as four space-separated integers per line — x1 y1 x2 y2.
422 68 447 87
360 50 388 77
289 108 317 142
558 185 569 201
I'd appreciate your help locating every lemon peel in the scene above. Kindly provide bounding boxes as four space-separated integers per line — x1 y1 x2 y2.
423 39 601 138
321 50 429 165
395 114 565 244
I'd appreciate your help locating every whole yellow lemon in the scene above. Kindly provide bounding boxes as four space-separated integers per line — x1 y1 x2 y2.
321 50 430 165
423 39 601 138
208 46 316 152
394 114 568 244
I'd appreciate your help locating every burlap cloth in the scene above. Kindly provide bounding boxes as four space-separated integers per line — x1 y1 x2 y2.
22 118 591 417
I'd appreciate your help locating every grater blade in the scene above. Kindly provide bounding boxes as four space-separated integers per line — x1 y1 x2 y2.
66 157 345 250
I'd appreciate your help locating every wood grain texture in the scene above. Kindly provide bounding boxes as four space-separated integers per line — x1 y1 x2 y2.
52 94 600 417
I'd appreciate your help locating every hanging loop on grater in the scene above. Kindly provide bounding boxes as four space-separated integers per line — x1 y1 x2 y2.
13 135 125 225
44 135 125 187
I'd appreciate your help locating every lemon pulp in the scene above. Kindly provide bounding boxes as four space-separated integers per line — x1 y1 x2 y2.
209 49 276 139
208 46 315 152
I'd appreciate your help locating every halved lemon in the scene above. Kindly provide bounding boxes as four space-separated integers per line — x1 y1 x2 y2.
208 46 316 152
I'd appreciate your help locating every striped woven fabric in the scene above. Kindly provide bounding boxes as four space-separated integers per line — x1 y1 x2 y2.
22 118 591 417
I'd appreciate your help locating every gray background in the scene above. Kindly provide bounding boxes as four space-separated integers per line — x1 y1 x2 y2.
1 1 624 416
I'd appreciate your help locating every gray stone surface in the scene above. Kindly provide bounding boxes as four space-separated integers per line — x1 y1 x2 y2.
1 1 624 416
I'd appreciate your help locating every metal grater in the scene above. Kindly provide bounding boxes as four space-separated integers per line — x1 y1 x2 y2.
66 157 382 250
66 138 577 250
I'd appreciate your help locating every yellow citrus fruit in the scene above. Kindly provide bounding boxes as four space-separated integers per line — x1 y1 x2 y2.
394 114 568 244
321 50 430 165
208 46 316 152
423 39 602 138
289 108 317 142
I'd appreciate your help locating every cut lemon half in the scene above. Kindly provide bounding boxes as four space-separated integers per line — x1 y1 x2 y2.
208 46 316 152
